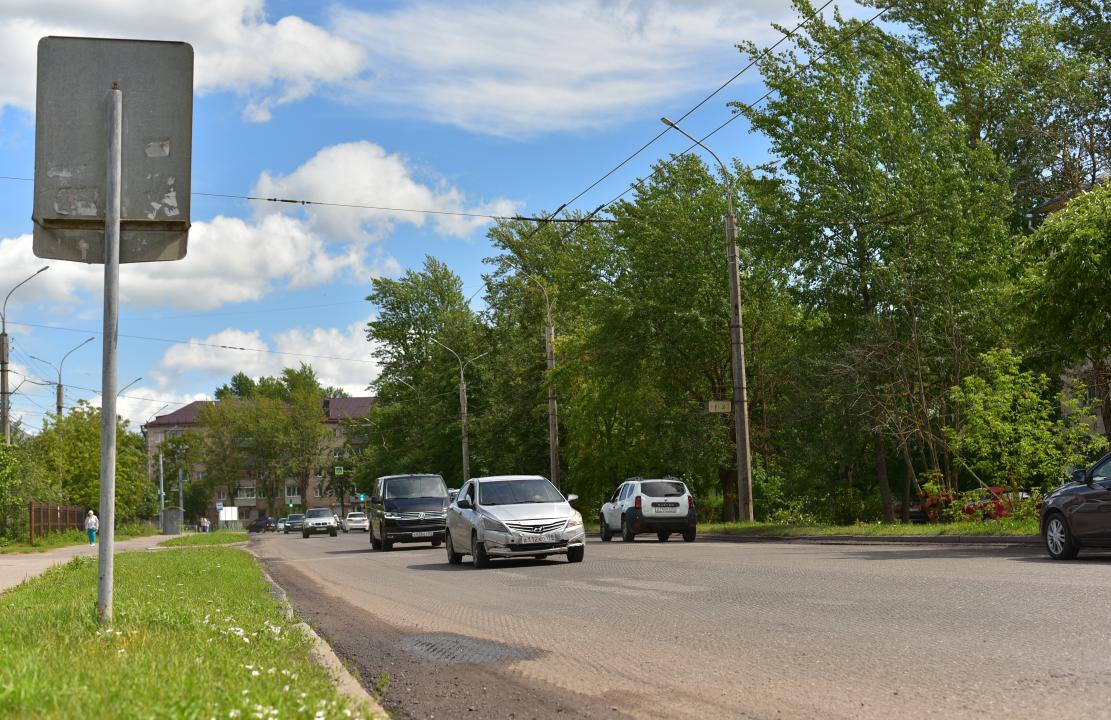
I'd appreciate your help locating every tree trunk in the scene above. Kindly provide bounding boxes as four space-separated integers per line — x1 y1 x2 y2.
874 430 895 523
900 440 917 523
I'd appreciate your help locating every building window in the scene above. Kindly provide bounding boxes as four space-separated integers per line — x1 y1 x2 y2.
216 489 227 501
286 484 298 498
313 485 323 498
236 486 256 500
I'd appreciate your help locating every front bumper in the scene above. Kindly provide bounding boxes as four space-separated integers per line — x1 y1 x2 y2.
627 509 696 533
303 523 337 535
384 519 446 543
482 527 587 557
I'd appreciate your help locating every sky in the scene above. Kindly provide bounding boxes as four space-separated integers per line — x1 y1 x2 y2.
0 0 863 432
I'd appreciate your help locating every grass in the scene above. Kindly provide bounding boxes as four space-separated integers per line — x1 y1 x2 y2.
696 518 1040 537
159 530 249 547
0 522 158 555
0 547 380 719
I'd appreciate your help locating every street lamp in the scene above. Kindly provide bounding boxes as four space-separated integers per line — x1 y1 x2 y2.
429 337 489 483
30 336 95 419
660 116 754 522
1 266 49 444
502 259 562 490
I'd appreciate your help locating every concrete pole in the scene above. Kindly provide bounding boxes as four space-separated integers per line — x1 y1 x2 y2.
178 466 184 511
98 84 122 624
459 367 470 483
158 452 165 515
544 315 561 491
0 332 8 445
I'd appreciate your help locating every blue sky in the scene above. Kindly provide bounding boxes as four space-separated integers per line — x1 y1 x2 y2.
0 0 853 430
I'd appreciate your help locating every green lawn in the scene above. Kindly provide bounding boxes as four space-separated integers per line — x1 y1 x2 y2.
0 522 158 555
159 530 249 547
0 547 379 719
696 518 1040 537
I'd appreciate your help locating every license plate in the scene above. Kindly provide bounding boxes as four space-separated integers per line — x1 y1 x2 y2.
411 531 433 538
654 507 678 513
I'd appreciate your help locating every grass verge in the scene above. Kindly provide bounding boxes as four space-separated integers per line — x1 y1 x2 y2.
0 522 158 555
0 547 378 719
696 518 1040 537
159 530 249 547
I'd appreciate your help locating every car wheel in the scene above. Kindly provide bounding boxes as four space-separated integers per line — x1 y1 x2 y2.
621 516 635 542
381 536 393 551
567 546 584 563
1044 513 1079 560
682 527 696 543
657 531 670 542
302 531 309 539
471 532 490 568
329 528 337 537
283 529 289 535
445 532 463 564
431 537 442 548
599 516 612 542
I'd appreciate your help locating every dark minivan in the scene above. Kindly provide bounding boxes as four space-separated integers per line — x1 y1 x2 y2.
369 474 449 550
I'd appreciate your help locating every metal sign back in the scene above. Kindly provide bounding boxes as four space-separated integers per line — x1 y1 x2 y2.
33 36 193 263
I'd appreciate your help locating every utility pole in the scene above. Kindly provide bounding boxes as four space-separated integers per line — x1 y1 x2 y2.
1 267 49 444
430 337 489 484
661 117 754 522
158 451 165 517
30 336 95 420
178 466 184 511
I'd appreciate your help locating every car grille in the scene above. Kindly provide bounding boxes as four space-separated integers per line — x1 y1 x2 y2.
395 511 446 521
504 520 566 535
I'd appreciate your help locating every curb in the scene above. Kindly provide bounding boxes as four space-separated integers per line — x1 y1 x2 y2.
697 533 1040 546
248 549 389 719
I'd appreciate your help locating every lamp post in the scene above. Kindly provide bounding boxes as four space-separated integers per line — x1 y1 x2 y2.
1 266 49 444
430 337 489 484
660 116 753 522
145 403 170 518
504 260 562 490
30 336 95 419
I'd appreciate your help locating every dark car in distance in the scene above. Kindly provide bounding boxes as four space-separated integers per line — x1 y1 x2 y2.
1041 452 1111 560
369 473 449 551
284 513 305 534
247 516 272 533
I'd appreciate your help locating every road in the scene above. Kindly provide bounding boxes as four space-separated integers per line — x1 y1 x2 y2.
252 532 1111 720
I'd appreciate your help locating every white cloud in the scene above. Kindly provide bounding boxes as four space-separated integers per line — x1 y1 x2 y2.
0 213 383 311
252 141 521 241
150 319 378 398
332 0 799 137
0 0 365 121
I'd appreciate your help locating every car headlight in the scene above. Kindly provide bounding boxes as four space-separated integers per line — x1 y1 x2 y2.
565 512 584 530
383 512 402 520
481 516 508 533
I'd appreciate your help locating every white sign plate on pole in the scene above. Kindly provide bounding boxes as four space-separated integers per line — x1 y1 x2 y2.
33 36 193 263
708 400 731 414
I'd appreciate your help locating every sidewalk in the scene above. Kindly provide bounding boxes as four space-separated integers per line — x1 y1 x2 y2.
0 534 174 594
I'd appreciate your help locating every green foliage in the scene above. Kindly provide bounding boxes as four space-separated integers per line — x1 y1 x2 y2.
946 349 1107 490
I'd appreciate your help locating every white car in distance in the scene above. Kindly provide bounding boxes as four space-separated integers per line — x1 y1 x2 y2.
342 512 369 533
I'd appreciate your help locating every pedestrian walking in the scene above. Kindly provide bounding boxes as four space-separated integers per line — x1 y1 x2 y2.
85 510 99 546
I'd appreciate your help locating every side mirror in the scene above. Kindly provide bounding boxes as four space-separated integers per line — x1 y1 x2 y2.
566 494 579 503
457 497 473 510
1070 469 1086 484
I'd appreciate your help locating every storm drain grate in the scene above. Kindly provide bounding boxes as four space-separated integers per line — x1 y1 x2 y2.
401 634 533 664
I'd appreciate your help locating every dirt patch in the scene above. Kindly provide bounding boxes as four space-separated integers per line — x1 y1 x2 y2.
260 555 632 720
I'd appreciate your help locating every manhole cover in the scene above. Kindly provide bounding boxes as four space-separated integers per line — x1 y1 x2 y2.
401 634 533 664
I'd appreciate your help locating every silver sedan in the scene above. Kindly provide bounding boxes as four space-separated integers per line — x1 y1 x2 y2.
445 475 586 568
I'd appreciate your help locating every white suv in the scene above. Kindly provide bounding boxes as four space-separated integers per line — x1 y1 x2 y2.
599 477 696 542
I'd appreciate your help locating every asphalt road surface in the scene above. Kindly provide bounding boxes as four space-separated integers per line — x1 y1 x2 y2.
252 532 1111 720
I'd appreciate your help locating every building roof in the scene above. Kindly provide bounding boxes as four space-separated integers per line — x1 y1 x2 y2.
145 396 376 428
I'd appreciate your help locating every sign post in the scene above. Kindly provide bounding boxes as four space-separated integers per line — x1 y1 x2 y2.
34 37 193 624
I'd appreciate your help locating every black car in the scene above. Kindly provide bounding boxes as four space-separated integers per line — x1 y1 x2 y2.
247 516 272 533
284 513 305 534
1041 452 1111 560
368 473 449 550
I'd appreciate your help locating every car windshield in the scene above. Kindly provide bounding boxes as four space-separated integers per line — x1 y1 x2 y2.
479 478 565 506
640 480 686 497
347 513 366 519
306 508 332 518
288 514 304 521
385 475 447 499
